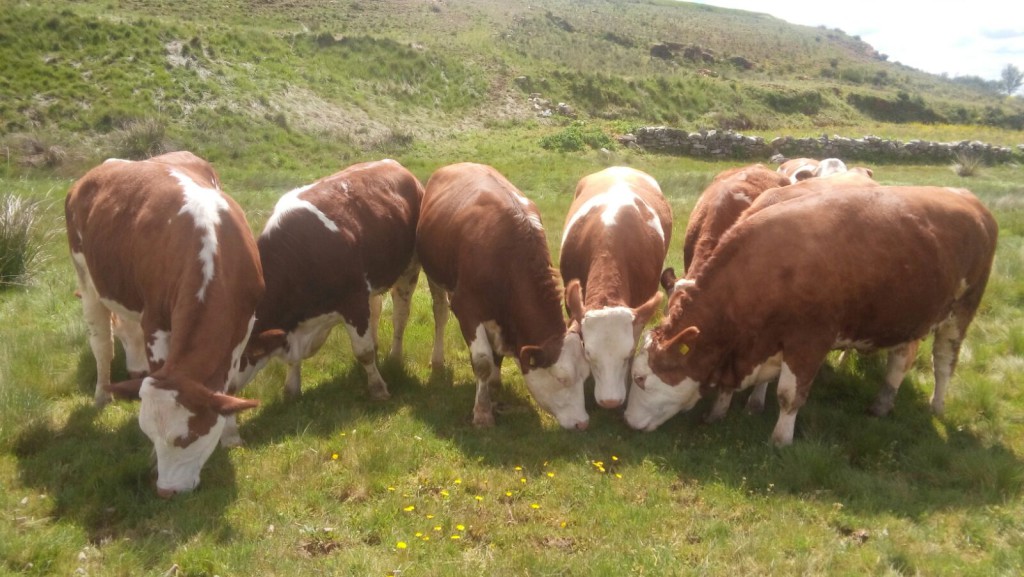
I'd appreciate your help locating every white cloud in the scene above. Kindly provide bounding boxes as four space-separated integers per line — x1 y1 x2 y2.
690 0 1024 80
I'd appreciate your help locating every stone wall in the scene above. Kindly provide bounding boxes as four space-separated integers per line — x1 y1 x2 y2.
627 127 1024 164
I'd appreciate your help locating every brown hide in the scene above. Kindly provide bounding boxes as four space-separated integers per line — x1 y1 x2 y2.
651 185 998 402
416 163 567 366
681 164 789 277
560 167 673 310
253 159 423 338
66 152 263 389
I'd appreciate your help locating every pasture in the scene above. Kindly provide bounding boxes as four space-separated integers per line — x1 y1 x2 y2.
1 145 1023 576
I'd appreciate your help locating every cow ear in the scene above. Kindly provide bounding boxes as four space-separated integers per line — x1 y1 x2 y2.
208 392 260 416
565 279 585 326
247 329 287 358
106 378 145 401
519 345 545 370
657 326 700 357
633 291 663 330
660 268 678 292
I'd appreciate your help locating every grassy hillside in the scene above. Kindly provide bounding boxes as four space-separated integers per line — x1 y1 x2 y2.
2 0 1023 178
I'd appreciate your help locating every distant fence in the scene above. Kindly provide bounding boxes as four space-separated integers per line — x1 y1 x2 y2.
626 127 1024 164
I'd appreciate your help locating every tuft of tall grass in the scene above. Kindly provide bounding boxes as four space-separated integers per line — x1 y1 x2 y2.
0 193 50 287
111 117 172 160
951 151 984 177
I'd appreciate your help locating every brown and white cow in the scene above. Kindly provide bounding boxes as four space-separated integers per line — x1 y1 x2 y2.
66 151 264 497
626 183 997 445
416 162 589 430
776 157 820 183
559 167 671 409
235 159 423 403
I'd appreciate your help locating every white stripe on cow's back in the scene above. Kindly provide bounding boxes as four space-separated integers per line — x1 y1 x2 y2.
561 181 665 248
263 183 340 236
169 169 229 302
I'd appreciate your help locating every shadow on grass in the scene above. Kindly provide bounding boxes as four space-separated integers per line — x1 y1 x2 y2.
403 352 1024 519
12 402 240 547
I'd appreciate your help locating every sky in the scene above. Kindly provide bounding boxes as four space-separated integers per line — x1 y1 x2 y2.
691 0 1024 82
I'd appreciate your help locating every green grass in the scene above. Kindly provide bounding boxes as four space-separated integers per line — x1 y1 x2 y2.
1 150 1023 575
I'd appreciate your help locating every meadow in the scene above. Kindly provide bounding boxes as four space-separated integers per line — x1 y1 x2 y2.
3 0 1024 574
1 139 1024 575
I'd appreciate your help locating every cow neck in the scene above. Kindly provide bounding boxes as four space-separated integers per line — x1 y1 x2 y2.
502 264 567 356
582 254 628 309
662 284 734 384
156 281 253 392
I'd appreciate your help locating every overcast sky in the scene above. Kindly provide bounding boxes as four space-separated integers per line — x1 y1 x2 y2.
691 0 1024 82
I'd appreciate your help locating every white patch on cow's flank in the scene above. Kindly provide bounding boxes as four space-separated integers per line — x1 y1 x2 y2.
263 183 340 235
169 169 229 302
149 330 172 364
286 312 345 362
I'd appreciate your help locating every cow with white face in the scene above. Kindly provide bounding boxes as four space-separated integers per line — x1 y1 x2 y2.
234 159 423 406
627 184 997 445
65 151 264 497
560 167 671 409
416 163 589 430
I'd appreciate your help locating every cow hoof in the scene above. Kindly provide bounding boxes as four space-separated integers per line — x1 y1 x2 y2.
94 394 111 409
472 412 496 428
368 386 391 401
704 411 725 424
220 434 245 448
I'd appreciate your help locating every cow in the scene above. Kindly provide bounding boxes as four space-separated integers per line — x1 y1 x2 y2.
626 183 998 446
235 159 423 405
65 151 264 497
416 162 589 430
776 157 819 183
559 167 671 409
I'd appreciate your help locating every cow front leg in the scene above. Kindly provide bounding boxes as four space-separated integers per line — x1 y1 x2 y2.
388 260 420 364
369 294 383 351
745 382 768 414
345 319 390 401
427 278 450 371
771 360 817 446
468 324 501 427
112 313 148 378
870 340 919 416
285 360 302 399
80 295 114 407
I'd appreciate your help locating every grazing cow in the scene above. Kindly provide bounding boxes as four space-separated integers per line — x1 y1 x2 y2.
626 184 997 445
66 151 264 497
560 167 671 409
417 163 589 430
776 157 819 184
235 160 423 405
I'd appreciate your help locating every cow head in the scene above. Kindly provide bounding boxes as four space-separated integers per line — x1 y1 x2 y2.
107 376 258 497
624 326 703 431
518 327 590 430
232 329 287 391
566 280 661 409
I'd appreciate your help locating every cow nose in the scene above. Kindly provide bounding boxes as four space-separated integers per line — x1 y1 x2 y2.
575 419 589 431
598 398 623 409
156 486 177 499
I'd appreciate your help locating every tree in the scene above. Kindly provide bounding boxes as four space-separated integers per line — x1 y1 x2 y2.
1000 63 1023 96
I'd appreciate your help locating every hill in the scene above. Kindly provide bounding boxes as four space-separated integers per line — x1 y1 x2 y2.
2 0 1023 174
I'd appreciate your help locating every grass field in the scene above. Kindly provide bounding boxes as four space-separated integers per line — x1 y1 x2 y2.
1 142 1023 575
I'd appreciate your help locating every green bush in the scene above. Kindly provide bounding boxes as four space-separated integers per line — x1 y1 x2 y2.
0 194 48 287
539 122 615 152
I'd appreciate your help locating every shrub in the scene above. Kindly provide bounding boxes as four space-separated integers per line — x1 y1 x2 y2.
3 134 68 169
0 194 48 287
539 122 615 152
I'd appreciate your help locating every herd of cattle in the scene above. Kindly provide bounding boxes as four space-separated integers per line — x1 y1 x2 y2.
64 151 998 496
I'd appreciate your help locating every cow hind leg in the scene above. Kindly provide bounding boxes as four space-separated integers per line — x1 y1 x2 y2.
345 318 391 401
387 260 421 364
771 359 820 446
79 292 115 408
870 340 919 417
931 321 963 415
369 294 383 352
705 388 733 423
285 361 302 399
427 278 450 371
112 313 148 378
745 382 769 414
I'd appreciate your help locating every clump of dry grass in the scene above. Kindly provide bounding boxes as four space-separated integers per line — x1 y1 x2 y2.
0 194 49 287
